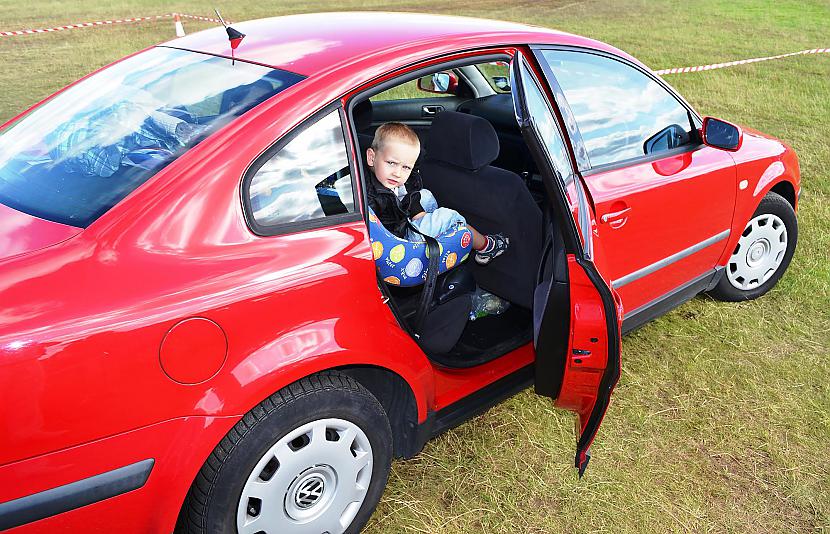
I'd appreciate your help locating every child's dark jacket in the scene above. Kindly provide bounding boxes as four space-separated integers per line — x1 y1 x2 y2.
366 170 425 238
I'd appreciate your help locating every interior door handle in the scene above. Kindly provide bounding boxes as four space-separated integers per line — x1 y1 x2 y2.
601 207 631 224
422 105 444 117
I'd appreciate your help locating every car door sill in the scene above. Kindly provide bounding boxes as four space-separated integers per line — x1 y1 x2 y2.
622 268 723 334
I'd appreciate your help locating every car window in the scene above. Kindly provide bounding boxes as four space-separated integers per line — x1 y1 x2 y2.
247 109 355 229
0 47 304 228
539 50 694 167
515 56 592 256
519 61 574 180
477 61 511 93
371 79 448 101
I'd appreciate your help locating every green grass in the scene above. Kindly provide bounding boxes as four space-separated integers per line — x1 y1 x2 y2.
2 1 828 532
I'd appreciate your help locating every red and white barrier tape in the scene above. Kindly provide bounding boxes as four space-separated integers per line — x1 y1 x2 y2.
0 13 224 38
175 13 225 24
655 47 829 75
0 14 826 77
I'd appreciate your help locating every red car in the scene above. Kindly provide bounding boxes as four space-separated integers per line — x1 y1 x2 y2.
0 12 799 534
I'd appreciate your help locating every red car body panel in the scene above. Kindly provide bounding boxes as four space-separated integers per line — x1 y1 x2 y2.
554 256 622 471
0 416 238 533
0 204 82 262
0 12 800 532
714 128 801 267
584 145 737 312
0 219 436 465
164 13 635 77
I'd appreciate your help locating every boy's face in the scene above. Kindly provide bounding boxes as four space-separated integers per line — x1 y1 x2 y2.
367 139 420 190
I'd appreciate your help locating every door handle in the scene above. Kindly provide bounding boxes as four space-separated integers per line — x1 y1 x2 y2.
422 105 444 117
600 207 631 224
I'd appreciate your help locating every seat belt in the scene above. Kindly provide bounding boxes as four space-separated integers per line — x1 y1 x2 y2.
406 220 441 336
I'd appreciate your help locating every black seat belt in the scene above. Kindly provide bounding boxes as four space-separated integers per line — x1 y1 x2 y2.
406 221 441 336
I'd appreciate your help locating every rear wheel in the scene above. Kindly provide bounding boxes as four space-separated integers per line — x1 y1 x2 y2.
708 191 797 301
177 371 392 534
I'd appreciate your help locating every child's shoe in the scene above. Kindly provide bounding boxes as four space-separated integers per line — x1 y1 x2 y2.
474 233 509 265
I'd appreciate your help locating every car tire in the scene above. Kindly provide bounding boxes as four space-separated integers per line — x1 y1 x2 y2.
707 191 797 302
176 371 392 534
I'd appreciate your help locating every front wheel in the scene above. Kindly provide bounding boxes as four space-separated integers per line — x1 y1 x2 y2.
177 372 392 534
708 191 797 301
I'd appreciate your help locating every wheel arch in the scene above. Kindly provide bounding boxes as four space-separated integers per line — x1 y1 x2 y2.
336 365 424 458
717 174 798 268
770 180 796 210
211 312 435 424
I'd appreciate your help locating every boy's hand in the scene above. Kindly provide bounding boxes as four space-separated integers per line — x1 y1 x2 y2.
412 211 427 220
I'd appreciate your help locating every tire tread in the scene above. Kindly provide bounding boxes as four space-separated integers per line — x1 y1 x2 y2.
176 371 386 534
707 191 798 301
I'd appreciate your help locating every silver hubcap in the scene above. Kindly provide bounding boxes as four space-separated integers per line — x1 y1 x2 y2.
727 213 788 290
237 418 373 534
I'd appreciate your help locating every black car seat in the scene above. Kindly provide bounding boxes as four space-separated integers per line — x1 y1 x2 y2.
420 111 542 309
352 99 374 160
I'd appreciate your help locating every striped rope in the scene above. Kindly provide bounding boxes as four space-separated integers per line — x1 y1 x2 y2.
174 13 226 24
655 48 829 75
0 13 225 38
0 15 825 78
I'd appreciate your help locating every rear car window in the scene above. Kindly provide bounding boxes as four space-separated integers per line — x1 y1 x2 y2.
0 47 304 228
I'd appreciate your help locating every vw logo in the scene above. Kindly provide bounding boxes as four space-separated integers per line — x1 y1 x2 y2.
294 475 325 509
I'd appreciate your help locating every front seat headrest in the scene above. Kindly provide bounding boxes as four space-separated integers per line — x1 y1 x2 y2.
424 111 500 171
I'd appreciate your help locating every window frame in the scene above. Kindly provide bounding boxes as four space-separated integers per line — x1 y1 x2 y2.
530 45 704 176
240 104 362 237
344 50 514 227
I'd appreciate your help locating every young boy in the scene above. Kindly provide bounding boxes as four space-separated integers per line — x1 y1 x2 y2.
365 122 508 265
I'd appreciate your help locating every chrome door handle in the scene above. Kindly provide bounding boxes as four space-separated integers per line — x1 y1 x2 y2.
601 207 631 224
422 105 444 117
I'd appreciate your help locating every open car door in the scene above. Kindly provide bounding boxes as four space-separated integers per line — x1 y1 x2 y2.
510 51 623 476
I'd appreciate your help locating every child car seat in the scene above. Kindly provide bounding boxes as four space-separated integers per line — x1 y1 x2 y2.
367 208 473 287
367 208 475 354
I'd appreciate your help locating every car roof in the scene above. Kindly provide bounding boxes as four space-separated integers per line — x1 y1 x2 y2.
164 12 637 77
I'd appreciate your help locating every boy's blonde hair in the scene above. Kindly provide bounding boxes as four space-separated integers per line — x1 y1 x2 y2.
371 122 420 151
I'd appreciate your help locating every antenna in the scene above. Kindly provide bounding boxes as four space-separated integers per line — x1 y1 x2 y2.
214 8 228 28
214 9 246 64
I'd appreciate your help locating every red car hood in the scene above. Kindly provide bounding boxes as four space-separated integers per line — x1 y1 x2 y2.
0 203 82 262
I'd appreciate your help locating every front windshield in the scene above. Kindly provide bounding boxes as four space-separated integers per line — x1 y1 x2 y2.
0 47 304 227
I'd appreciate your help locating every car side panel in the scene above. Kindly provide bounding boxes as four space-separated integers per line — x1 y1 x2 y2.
0 416 238 533
583 146 737 313
431 344 534 411
714 129 801 267
0 220 436 467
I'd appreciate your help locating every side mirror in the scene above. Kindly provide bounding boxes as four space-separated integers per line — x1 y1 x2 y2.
492 76 510 92
702 117 742 151
417 71 458 94
643 124 689 154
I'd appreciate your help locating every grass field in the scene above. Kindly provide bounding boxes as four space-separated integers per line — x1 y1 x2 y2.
2 1 828 532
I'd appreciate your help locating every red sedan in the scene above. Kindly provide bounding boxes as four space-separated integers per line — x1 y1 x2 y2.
0 12 799 533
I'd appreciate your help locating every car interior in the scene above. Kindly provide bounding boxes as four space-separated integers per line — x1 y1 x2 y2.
350 59 559 368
